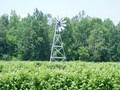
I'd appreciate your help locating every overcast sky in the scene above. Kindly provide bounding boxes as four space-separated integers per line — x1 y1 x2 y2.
0 0 120 25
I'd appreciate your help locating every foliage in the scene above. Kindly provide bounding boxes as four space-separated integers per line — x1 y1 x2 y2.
77 46 90 61
0 61 120 89
0 9 120 61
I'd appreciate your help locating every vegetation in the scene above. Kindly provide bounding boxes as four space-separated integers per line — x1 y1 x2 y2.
0 8 120 61
0 61 120 89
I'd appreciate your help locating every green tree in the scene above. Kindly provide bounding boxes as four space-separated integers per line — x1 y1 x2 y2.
87 19 108 62
0 14 9 59
103 19 116 61
6 11 20 58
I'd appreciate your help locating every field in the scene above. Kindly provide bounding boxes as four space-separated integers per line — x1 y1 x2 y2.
0 61 120 90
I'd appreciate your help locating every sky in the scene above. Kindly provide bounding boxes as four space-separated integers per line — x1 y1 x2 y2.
0 0 120 25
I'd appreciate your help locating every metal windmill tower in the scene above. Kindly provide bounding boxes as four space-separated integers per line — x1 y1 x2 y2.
50 17 66 61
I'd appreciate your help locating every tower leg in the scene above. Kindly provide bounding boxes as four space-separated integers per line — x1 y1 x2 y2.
50 32 66 61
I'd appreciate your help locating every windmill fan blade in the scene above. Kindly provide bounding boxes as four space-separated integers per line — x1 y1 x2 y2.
61 22 65 25
57 16 60 21
62 24 66 27
60 18 65 22
55 17 59 24
59 29 61 32
55 18 59 24
61 26 65 30
58 27 61 32
62 20 66 23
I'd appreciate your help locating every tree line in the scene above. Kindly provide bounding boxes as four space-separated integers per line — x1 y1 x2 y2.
0 8 120 61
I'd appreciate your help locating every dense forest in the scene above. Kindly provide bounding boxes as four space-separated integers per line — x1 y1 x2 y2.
0 8 120 61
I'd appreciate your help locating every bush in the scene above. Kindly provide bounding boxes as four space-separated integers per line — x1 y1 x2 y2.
77 47 90 61
2 54 11 60
11 56 18 61
0 61 120 89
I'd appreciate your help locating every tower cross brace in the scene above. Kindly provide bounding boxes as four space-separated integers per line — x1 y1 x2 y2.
50 26 66 61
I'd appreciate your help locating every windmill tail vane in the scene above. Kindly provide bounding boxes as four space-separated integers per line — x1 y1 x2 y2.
50 17 66 61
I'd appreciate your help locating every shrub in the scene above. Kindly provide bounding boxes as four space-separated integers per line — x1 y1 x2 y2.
0 61 120 89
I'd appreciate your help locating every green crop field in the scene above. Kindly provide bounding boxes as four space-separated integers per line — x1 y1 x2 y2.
0 61 120 90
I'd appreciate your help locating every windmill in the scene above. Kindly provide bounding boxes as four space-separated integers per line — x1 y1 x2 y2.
50 17 66 61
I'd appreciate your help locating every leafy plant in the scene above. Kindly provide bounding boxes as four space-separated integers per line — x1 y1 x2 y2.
0 61 120 89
